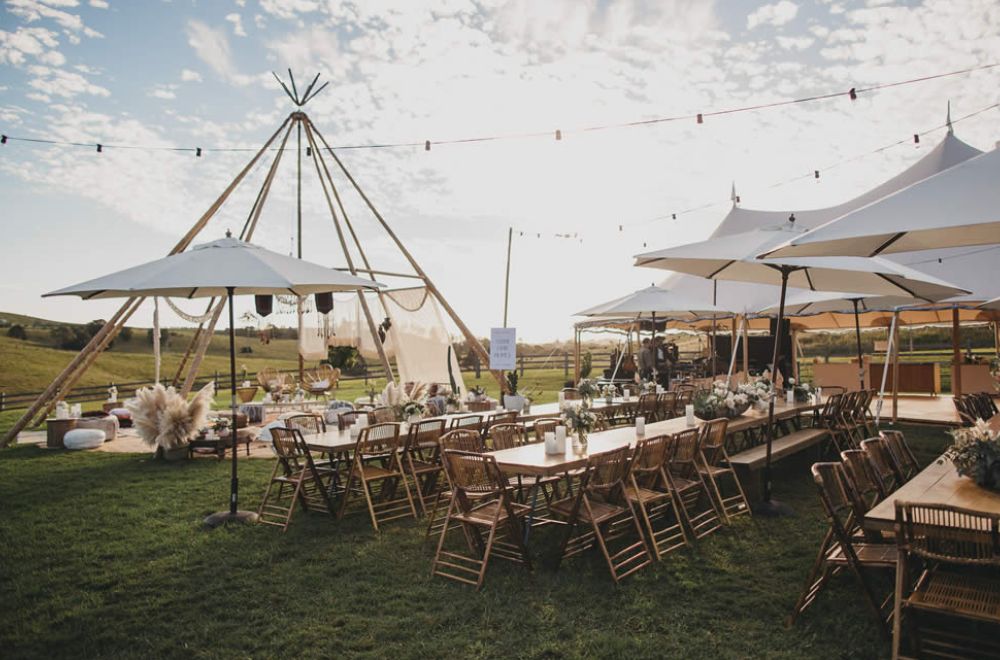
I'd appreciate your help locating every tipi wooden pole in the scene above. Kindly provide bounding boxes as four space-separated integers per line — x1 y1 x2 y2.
171 298 220 386
742 316 750 376
181 119 296 395
301 120 395 383
574 328 581 383
316 128 503 392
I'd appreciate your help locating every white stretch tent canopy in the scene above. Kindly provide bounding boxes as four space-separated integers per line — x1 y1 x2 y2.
654 130 983 317
762 146 1000 259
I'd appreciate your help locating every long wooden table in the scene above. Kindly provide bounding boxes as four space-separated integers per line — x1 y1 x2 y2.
865 454 1000 532
488 400 819 478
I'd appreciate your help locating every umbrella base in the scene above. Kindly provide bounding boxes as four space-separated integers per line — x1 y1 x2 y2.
203 510 259 528
752 498 795 517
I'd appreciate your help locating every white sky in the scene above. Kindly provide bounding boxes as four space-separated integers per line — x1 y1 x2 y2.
0 0 998 341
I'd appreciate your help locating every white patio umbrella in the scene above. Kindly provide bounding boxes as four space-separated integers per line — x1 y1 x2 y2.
45 235 385 527
981 297 1000 310
635 221 968 514
761 147 1000 259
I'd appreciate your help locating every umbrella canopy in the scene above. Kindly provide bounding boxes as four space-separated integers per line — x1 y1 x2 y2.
981 297 1000 310
45 236 383 299
761 147 1000 259
575 285 730 320
634 223 969 302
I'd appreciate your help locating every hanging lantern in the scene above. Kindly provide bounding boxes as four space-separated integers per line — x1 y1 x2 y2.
314 292 333 314
255 295 273 317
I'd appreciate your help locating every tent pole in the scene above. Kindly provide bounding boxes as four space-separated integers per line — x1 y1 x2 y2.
296 117 305 384
892 316 900 423
710 316 717 379
757 267 793 516
574 328 581 383
727 316 743 386
301 119 395 383
875 311 897 426
851 298 865 391
952 307 962 398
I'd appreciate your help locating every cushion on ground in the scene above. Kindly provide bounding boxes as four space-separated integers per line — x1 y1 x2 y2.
76 415 119 441
109 407 132 428
63 428 105 450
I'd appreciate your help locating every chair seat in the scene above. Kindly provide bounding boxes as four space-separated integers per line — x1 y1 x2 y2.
408 459 441 475
550 497 625 524
668 475 703 492
697 464 732 478
453 500 531 526
826 542 897 567
624 485 670 504
907 571 1000 623
359 464 403 480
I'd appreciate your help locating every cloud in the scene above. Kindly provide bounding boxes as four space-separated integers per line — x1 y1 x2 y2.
0 26 62 66
225 13 247 37
258 0 318 19
185 20 256 85
747 1 799 29
775 35 813 50
149 84 176 99
6 0 104 37
89 0 109 7
180 68 202 82
26 64 110 97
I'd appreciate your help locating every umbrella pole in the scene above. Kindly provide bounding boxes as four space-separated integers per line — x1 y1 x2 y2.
852 299 865 391
756 268 793 516
205 287 259 528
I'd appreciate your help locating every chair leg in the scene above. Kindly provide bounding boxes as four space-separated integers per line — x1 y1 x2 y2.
787 527 835 626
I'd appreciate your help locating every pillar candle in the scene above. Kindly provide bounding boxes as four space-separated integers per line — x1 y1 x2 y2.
555 425 567 452
786 390 795 404
685 404 695 427
635 416 645 436
544 431 558 455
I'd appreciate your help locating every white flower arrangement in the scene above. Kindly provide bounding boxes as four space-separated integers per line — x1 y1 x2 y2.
562 402 598 434
600 383 617 399
942 419 1000 490
693 382 752 420
381 381 430 421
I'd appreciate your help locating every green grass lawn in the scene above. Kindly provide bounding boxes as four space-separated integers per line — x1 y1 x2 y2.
0 423 952 658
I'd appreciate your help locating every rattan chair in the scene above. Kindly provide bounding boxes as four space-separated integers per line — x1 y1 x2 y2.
549 446 652 583
635 393 660 423
788 462 896 634
430 450 532 590
625 434 690 559
879 430 920 483
485 411 518 436
285 413 326 435
696 418 751 523
424 429 486 540
892 502 1000 659
257 427 335 531
337 422 417 531
665 428 722 540
657 391 679 419
337 409 372 431
403 419 447 515
450 414 485 435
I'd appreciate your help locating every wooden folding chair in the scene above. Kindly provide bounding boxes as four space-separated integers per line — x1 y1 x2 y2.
657 391 678 420
696 418 751 523
819 393 857 452
403 419 447 515
636 393 660 423
879 430 920 482
625 434 690 559
285 413 342 494
337 422 417 531
257 427 335 532
840 449 889 506
431 450 532 590
337 409 371 431
893 503 1000 659
549 446 652 583
369 406 396 424
532 417 562 442
491 423 562 505
485 411 518 436
788 462 896 634
561 388 581 401
424 429 485 540
665 428 723 540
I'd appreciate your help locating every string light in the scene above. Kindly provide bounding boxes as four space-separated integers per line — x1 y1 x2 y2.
814 170 820 179
0 135 6 144
0 63 995 155
913 133 920 144
96 143 102 153
195 147 202 157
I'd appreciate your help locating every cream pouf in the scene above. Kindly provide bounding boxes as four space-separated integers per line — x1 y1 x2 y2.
63 428 105 450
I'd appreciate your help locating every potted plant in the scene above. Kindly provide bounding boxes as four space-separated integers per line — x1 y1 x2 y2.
502 372 526 412
128 382 215 461
942 419 1000 490
562 402 597 451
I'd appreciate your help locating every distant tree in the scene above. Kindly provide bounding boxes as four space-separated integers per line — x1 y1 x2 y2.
239 345 253 354
49 320 107 350
146 328 170 347
119 326 134 342
6 324 27 340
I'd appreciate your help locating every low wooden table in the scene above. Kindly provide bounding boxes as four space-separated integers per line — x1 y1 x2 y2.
864 454 1000 532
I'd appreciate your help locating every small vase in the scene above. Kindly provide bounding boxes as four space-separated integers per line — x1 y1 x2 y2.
605 396 613 405
574 430 588 454
408 414 422 424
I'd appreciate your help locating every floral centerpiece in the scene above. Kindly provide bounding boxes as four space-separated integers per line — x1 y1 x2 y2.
562 402 597 449
401 399 426 423
642 380 657 394
791 379 815 403
444 390 461 413
577 379 598 402
467 385 487 402
380 381 429 421
693 382 751 421
600 383 616 404
746 376 774 409
942 419 1000 490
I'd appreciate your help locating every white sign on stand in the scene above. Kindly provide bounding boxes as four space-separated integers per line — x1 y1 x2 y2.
490 327 517 370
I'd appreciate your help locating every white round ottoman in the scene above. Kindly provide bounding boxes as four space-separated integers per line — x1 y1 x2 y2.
63 428 105 450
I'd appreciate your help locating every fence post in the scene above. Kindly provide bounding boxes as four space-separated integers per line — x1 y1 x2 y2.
519 355 524 377
474 354 481 379
213 370 219 392
0 391 4 413
563 352 569 378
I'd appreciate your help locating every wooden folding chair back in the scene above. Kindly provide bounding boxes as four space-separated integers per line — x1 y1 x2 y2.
665 428 722 539
285 413 326 436
409 418 446 450
404 418 447 514
357 422 401 456
878 429 919 482
696 417 750 522
788 462 895 633
561 388 581 400
450 414 484 434
551 446 652 582
840 449 888 505
258 427 334 531
675 387 694 408
637 393 659 421
431 450 532 590
861 437 902 493
337 422 416 531
439 428 486 454
490 423 526 450
338 409 371 430
533 417 562 441
487 411 518 431
369 406 396 424
892 503 1000 659
657 391 678 419
698 418 729 467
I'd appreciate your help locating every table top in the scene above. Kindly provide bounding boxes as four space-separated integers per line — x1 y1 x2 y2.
989 413 1000 434
487 399 818 477
865 454 1000 532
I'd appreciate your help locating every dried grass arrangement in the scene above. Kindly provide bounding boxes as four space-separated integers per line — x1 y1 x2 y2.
127 382 215 456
